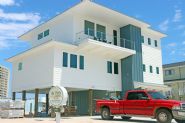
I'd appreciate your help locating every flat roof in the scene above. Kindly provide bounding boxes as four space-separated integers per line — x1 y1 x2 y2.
163 61 185 68
19 1 166 41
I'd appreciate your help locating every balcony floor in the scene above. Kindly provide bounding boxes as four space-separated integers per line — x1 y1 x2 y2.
77 39 136 60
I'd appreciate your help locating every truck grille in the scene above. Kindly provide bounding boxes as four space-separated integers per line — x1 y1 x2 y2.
182 104 185 110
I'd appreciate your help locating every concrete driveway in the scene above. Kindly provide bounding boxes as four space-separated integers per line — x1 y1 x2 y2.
0 116 177 123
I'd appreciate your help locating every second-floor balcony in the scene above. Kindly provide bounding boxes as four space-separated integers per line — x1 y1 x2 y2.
75 29 136 59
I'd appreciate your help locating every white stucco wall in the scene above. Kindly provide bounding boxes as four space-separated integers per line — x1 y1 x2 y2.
11 47 54 92
53 47 122 91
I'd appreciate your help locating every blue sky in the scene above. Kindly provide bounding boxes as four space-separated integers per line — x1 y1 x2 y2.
0 0 185 95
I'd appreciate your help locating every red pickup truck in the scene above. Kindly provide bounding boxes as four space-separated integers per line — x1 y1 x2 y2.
96 90 185 123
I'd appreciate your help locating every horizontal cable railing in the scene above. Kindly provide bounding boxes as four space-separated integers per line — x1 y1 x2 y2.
76 28 135 50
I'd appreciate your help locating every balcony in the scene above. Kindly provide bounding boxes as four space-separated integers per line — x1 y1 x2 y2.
75 29 136 59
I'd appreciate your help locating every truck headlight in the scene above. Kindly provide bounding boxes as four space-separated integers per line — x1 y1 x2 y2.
172 105 181 110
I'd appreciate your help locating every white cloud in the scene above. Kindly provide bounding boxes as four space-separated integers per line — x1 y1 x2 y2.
170 50 176 55
167 42 177 47
0 0 15 6
159 19 169 32
0 9 41 49
173 9 182 22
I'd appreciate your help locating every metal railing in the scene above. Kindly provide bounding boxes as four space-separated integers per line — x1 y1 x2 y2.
76 28 135 50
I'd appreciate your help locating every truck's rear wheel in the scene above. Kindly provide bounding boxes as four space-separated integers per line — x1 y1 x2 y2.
175 119 185 123
156 109 172 123
121 116 132 120
101 108 113 120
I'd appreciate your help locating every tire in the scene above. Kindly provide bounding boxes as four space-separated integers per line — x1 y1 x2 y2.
121 116 132 120
175 119 185 123
156 109 172 123
101 108 114 120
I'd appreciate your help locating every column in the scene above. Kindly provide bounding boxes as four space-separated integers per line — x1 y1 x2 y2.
12 92 16 100
88 89 93 116
34 89 39 117
22 90 26 116
46 94 49 115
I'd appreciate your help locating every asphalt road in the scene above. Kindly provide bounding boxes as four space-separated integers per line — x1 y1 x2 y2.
0 116 177 123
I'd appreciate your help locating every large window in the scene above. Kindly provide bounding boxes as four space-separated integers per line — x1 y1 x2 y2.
79 55 84 70
113 30 117 45
63 52 68 67
96 24 106 41
70 54 77 68
107 61 112 74
84 20 94 36
114 62 119 74
165 69 175 76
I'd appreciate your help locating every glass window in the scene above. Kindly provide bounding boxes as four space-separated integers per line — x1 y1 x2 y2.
79 55 84 70
155 40 158 47
18 62 23 71
127 92 148 100
38 33 43 40
148 38 151 45
96 24 106 41
156 67 159 74
107 61 112 74
141 36 144 43
114 62 118 74
63 52 68 67
143 64 146 72
84 20 95 36
165 69 175 76
70 54 77 68
150 66 153 73
44 29 49 37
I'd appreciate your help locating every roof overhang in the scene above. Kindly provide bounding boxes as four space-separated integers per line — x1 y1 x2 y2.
19 1 166 41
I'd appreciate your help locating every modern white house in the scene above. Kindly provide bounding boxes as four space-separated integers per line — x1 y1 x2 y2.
7 0 170 116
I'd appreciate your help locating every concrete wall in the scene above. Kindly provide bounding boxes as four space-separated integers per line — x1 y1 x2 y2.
11 47 54 92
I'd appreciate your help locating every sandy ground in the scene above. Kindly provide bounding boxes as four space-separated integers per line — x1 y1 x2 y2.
0 116 177 123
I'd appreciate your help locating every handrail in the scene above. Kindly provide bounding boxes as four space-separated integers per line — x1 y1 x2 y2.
76 29 135 50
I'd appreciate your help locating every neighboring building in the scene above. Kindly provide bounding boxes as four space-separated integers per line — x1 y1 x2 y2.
0 65 9 97
163 61 185 101
7 0 169 116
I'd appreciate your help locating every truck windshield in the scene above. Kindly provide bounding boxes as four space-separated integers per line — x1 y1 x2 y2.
148 91 167 100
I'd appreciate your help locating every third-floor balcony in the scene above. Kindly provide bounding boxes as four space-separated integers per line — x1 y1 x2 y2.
75 29 136 59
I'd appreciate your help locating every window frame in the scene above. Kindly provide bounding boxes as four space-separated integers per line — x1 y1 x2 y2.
149 65 153 73
70 54 77 68
44 29 50 37
114 62 119 74
154 40 158 47
38 33 43 40
156 67 159 74
63 52 68 67
18 62 23 71
148 38 151 45
143 64 146 72
79 55 84 70
107 61 112 74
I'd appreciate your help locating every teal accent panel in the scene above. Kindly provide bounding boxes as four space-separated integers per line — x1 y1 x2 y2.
72 91 89 115
120 24 143 95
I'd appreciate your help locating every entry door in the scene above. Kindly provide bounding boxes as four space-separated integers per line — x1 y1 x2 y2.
72 91 89 115
124 92 153 115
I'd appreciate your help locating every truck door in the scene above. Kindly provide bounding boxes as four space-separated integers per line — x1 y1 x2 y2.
124 92 153 115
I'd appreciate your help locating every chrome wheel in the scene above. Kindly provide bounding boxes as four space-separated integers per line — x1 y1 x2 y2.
158 112 167 122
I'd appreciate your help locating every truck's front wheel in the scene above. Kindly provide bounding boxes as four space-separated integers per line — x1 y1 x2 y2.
156 109 172 123
101 108 113 120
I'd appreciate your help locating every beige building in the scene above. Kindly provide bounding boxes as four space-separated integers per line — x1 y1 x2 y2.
0 65 9 97
163 61 185 101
